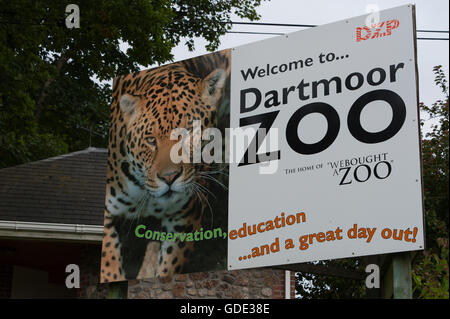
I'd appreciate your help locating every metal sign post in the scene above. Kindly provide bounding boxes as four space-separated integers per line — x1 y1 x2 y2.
380 252 413 298
392 252 413 298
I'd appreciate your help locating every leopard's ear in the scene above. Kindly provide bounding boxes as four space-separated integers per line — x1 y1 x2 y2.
119 94 141 125
201 69 227 105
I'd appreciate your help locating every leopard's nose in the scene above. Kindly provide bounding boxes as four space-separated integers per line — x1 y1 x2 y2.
158 168 182 186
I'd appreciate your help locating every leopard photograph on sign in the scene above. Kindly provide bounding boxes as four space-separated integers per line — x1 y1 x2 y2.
100 50 231 283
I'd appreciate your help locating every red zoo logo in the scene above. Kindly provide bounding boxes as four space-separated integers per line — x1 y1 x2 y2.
356 19 400 42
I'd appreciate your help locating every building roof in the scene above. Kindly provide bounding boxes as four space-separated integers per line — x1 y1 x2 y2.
0 148 107 226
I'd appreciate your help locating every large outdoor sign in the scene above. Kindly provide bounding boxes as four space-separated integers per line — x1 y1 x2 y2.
100 50 232 283
228 4 424 270
100 4 424 283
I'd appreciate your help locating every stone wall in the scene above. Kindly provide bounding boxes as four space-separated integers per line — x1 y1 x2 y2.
78 244 295 299
128 269 295 299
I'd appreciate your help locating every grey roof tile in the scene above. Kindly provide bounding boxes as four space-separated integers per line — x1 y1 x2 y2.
0 148 108 226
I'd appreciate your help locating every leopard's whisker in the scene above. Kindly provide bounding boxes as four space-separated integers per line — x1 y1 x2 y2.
190 184 213 228
196 173 228 191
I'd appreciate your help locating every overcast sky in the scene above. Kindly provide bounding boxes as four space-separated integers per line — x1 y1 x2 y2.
165 0 449 127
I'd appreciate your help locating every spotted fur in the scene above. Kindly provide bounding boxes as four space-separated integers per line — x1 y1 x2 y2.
100 50 230 283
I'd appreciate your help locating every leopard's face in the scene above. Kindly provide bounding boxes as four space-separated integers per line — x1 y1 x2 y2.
118 67 227 217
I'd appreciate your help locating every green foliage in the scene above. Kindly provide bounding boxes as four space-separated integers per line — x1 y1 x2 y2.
0 0 265 168
411 65 449 299
420 65 449 248
412 238 449 299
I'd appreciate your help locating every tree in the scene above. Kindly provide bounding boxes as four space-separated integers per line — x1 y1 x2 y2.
0 0 264 168
419 65 449 248
295 259 366 299
412 65 449 298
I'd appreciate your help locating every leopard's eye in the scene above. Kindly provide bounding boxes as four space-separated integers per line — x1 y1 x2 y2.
146 136 157 146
